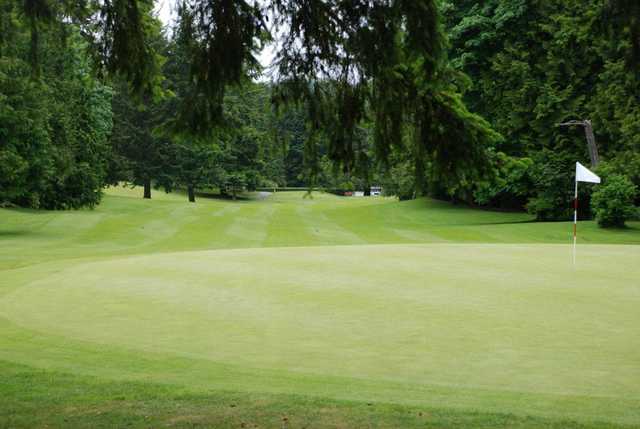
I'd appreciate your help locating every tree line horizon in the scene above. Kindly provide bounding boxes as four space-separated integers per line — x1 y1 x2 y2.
0 0 638 225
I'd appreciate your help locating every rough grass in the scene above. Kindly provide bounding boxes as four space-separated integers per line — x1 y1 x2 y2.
1 187 639 428
2 361 627 429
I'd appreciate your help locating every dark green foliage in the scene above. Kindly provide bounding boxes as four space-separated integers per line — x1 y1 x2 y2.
107 12 172 198
271 0 497 196
217 130 263 197
172 0 267 135
22 0 53 74
526 151 581 221
4 0 504 208
14 0 162 96
0 8 113 209
327 84 366 172
381 160 416 201
109 82 175 197
599 152 640 205
273 104 307 187
171 140 220 202
4 0 640 216
93 0 162 96
153 30 217 202
40 68 113 209
443 0 544 153
418 87 502 200
158 35 274 202
221 84 277 193
474 153 534 210
0 58 50 205
608 0 640 67
592 174 637 227
444 0 640 217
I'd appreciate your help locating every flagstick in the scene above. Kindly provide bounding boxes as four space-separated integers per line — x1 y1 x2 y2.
573 178 578 266
572 162 601 266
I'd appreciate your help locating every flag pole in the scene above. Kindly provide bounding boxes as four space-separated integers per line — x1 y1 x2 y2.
573 177 578 265
572 162 601 265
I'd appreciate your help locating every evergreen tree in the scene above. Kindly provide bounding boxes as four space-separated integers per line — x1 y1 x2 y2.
269 0 498 198
443 0 640 217
0 2 112 209
109 82 174 198
108 14 170 199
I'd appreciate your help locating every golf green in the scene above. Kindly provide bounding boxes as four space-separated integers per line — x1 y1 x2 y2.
1 189 639 427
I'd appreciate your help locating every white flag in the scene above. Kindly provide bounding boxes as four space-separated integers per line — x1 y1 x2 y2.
576 162 601 184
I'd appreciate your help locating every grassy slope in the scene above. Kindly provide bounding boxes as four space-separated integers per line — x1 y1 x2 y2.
1 187 639 428
2 187 638 271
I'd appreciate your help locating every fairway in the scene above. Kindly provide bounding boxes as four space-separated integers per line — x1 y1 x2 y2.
2 189 640 427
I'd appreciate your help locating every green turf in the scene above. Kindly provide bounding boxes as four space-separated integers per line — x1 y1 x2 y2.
1 187 639 427
1 361 626 429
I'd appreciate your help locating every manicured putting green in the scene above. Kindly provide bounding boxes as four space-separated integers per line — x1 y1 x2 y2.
2 243 639 423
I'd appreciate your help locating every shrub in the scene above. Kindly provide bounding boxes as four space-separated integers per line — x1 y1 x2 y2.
597 154 640 205
591 175 637 227
526 151 577 221
473 153 534 210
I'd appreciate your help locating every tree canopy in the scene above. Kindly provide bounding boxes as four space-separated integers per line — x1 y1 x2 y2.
443 0 640 217
1 0 639 224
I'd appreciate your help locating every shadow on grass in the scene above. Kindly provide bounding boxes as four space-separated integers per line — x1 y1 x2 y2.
195 191 269 202
0 230 32 237
468 219 539 227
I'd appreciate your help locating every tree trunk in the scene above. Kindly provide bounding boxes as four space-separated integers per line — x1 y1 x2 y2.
143 179 151 199
583 120 599 168
188 184 195 203
414 154 426 198
412 128 428 198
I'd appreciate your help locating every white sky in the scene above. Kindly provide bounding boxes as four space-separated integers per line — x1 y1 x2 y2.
154 0 276 72
155 0 174 26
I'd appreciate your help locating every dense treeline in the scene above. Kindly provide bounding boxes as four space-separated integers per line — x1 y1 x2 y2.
0 0 638 225
442 0 639 220
1 0 496 206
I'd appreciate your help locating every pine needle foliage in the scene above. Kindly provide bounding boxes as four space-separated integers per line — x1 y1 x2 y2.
172 0 268 135
10 0 500 202
269 0 499 192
